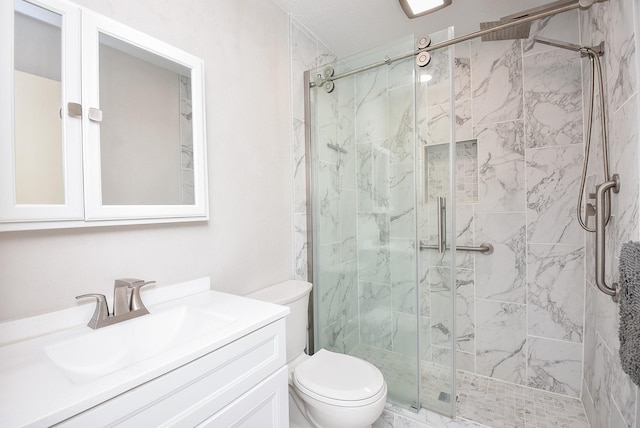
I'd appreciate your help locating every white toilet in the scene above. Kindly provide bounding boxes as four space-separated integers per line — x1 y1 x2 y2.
247 280 387 428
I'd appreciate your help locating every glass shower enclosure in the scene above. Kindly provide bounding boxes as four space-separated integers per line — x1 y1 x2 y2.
308 29 457 416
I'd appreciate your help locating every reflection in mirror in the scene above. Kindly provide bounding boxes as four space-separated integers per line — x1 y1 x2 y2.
98 33 195 206
14 0 64 204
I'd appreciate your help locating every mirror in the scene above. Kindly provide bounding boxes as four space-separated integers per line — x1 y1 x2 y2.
13 1 64 204
98 33 195 206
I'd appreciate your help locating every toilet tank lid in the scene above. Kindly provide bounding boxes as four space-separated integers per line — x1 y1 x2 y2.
245 280 312 305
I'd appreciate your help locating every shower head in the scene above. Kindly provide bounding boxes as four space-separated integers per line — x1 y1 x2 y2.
479 21 531 41
479 0 574 42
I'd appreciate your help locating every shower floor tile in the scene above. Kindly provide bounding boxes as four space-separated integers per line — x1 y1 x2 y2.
349 345 590 427
456 371 589 428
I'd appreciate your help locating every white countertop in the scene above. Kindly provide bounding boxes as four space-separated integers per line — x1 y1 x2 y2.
0 277 288 427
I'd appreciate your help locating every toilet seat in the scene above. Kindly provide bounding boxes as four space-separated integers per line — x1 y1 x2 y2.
292 349 386 407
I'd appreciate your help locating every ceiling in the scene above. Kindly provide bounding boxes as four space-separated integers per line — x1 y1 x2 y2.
271 0 558 57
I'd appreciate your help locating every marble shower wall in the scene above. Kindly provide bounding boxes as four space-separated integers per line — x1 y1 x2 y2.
419 10 589 399
287 19 361 353
580 0 640 426
289 20 335 284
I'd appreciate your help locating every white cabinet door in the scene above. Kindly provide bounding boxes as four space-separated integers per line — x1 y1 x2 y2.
81 11 208 222
0 0 84 223
198 366 289 428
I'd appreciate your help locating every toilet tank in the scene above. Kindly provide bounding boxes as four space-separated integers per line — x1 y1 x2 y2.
246 280 312 363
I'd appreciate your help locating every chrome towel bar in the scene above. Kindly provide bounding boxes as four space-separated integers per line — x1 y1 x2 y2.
595 174 620 302
419 242 494 255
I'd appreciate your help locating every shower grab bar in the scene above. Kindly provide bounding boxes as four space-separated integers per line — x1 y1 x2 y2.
437 197 446 253
595 174 620 302
419 242 494 255
326 143 348 153
428 197 493 254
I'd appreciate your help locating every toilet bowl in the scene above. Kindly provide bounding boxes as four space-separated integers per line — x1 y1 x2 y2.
247 280 387 428
288 349 387 428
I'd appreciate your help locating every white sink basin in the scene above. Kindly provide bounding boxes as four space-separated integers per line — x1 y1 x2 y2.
44 306 234 383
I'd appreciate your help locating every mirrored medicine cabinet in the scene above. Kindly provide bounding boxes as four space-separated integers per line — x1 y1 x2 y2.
0 0 208 231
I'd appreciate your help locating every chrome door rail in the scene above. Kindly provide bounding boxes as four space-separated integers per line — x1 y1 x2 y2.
419 242 494 255
309 0 584 88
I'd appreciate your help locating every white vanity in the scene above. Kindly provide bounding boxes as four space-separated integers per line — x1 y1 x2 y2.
0 278 290 427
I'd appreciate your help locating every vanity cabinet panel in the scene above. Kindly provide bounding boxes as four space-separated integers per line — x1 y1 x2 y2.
56 319 287 427
198 367 288 428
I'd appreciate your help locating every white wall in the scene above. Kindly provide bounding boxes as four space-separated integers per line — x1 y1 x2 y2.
0 0 293 321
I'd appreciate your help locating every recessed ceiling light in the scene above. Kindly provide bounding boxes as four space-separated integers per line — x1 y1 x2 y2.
399 0 452 19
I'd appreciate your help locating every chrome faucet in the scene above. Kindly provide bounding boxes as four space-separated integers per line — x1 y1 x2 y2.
113 279 131 316
76 278 155 329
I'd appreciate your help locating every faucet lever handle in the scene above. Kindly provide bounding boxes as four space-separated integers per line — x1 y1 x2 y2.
75 294 109 329
128 280 155 313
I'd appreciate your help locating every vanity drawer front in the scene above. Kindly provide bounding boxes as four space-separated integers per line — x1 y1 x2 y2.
56 319 286 427
198 366 288 428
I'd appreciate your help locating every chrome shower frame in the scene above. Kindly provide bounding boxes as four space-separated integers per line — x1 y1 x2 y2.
308 0 607 89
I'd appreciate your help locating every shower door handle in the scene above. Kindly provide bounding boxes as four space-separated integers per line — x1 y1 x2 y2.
437 197 446 254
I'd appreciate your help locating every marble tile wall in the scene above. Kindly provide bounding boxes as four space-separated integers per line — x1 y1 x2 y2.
289 20 336 283
418 10 590 400
481 15 584 394
580 0 640 426
288 19 361 354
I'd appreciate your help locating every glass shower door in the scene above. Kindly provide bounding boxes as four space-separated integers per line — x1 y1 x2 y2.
310 37 421 410
309 29 457 417
416 27 457 418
